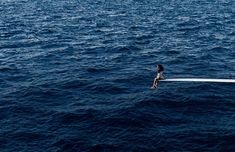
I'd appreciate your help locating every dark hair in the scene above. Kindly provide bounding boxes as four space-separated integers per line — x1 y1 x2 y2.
157 64 164 72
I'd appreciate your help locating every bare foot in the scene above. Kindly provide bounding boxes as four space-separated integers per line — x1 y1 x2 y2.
150 86 156 89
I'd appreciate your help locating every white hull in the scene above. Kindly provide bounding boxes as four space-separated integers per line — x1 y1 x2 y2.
161 78 235 83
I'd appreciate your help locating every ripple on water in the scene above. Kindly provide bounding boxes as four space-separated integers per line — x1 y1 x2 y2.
1 0 235 151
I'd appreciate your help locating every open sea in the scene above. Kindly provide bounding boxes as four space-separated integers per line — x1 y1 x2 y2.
1 0 235 151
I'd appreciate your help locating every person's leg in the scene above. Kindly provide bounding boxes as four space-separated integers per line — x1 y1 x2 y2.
151 78 158 88
154 78 159 87
151 78 156 89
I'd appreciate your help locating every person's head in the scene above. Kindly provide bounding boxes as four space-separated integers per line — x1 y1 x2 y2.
157 64 164 72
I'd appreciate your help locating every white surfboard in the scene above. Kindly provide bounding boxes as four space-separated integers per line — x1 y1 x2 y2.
160 78 235 83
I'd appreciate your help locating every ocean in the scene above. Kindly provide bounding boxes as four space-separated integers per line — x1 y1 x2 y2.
1 0 235 151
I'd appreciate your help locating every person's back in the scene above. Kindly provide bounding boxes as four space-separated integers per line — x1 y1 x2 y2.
157 65 164 79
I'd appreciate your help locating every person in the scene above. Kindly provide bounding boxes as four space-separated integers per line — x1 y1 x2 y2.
151 64 164 89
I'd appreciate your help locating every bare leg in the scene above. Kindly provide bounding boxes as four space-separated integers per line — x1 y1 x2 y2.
151 78 158 89
154 78 159 87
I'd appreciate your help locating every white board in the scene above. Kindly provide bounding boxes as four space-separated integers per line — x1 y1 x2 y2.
160 78 235 83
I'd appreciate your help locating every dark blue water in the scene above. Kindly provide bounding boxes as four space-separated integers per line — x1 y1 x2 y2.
1 0 235 151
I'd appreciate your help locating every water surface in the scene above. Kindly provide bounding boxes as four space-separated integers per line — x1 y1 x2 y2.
1 0 235 151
